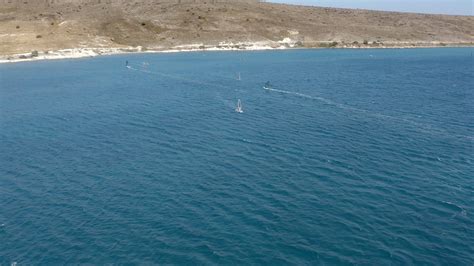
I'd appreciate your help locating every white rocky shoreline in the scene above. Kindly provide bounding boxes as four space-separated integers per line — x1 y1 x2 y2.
0 40 471 64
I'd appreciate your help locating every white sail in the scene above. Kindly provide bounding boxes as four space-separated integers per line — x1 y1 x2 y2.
235 99 243 113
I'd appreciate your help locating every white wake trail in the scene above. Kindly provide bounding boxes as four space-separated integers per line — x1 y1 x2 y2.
128 64 242 111
127 64 233 90
263 86 337 106
263 86 473 141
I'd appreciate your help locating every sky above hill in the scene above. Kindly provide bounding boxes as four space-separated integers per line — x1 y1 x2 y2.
269 0 473 15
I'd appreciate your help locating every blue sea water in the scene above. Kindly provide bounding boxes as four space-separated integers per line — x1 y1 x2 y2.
0 48 473 264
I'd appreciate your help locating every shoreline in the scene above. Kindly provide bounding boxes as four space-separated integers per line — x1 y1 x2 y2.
1 42 472 64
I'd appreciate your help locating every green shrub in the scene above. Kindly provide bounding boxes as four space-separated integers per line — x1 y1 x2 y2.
318 41 338 48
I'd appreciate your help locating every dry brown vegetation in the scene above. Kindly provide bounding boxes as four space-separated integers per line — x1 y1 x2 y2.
0 0 473 55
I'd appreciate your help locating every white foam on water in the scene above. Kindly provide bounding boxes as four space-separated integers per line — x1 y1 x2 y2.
442 201 468 217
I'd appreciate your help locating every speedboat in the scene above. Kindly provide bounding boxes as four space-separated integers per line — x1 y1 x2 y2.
263 81 272 90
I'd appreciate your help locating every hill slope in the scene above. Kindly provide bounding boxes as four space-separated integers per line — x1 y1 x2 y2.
0 0 473 56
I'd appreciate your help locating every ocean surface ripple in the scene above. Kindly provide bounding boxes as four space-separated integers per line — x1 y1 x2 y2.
1 48 473 264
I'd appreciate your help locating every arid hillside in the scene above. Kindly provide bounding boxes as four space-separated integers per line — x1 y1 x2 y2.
0 0 473 55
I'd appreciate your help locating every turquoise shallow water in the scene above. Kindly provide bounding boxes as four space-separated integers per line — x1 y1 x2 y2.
0 48 473 264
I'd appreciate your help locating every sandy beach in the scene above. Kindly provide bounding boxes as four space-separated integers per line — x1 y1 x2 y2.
1 41 472 64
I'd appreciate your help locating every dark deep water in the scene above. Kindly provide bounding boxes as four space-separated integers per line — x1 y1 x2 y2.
1 48 473 264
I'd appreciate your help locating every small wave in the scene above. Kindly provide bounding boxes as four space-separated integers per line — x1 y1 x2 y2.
442 201 468 217
241 138 254 144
